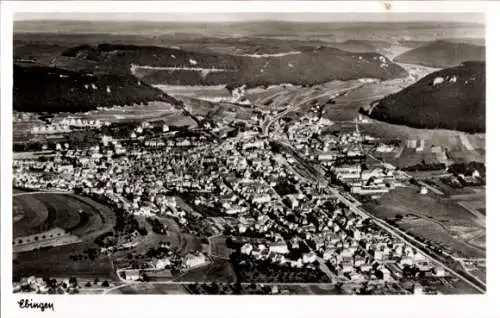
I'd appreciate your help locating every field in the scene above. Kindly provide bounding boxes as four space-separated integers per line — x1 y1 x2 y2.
13 195 50 236
13 192 115 240
360 120 485 168
456 200 486 221
12 102 197 142
397 218 483 257
432 277 483 295
417 180 486 224
178 96 257 124
245 80 363 113
12 243 115 280
113 215 204 260
161 217 204 256
364 186 485 258
12 192 117 280
108 283 188 294
209 235 234 259
419 178 476 196
175 259 237 283
324 80 406 122
52 101 195 126
154 84 232 102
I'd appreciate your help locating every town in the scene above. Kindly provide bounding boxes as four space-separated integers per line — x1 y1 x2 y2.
12 91 479 296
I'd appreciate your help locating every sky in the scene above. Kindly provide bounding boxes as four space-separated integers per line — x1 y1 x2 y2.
15 12 484 24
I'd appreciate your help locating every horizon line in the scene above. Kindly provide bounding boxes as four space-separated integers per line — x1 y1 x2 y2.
14 12 484 24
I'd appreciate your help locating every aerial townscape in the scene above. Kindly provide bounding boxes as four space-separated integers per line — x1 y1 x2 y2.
11 12 486 295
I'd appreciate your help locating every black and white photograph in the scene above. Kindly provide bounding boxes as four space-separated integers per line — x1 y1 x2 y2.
1 1 499 317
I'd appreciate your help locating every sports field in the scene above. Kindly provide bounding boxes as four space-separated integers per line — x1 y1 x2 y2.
13 192 115 240
12 192 117 280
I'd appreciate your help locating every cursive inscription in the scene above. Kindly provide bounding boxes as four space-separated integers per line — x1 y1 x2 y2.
18 299 54 312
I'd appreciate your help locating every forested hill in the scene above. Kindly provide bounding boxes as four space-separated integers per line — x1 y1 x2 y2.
394 40 485 68
14 63 179 113
60 43 408 88
362 61 485 133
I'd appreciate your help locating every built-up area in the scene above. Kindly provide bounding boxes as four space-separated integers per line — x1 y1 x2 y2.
13 103 464 295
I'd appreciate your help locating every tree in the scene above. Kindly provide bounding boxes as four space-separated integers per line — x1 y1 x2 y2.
69 277 78 287
141 274 150 282
74 186 83 194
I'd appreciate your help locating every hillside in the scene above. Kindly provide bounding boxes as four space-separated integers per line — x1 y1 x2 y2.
362 61 485 133
394 40 485 68
329 40 393 53
13 63 177 113
59 43 407 88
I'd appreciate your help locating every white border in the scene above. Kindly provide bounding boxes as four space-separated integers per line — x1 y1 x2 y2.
0 1 492 14
2 2 500 318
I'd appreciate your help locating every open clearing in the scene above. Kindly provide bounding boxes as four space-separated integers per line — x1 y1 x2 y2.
110 215 203 266
364 186 485 258
366 186 481 224
457 201 486 223
175 259 237 283
360 120 485 164
209 235 234 259
13 242 115 280
420 178 477 197
397 217 484 257
324 80 404 121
